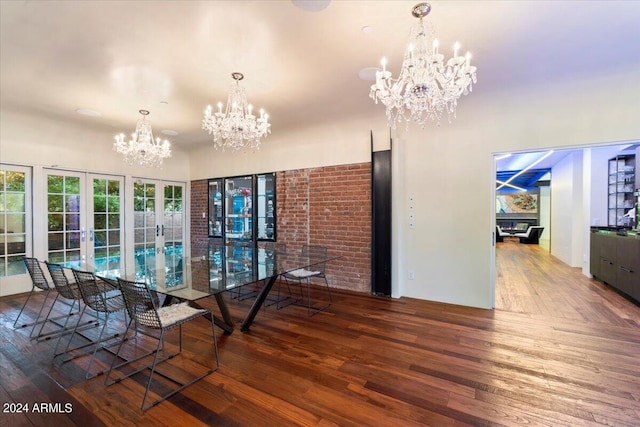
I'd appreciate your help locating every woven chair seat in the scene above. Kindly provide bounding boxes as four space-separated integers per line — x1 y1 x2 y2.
137 302 206 329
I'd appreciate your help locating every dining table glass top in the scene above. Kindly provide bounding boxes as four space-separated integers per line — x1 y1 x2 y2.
90 242 338 302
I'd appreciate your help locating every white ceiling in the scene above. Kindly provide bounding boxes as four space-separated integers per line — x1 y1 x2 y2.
2 0 640 151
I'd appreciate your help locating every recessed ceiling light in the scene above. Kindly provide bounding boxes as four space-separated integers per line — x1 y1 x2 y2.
161 129 178 136
292 0 330 13
160 101 169 105
358 67 379 82
361 26 372 34
75 108 101 117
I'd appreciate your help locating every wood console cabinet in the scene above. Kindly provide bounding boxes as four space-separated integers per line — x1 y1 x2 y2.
590 231 640 303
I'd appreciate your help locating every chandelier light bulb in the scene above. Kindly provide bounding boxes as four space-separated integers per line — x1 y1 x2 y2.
113 109 171 167
370 2 477 128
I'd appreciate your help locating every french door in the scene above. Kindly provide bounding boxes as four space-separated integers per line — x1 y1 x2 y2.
133 179 185 289
45 171 124 275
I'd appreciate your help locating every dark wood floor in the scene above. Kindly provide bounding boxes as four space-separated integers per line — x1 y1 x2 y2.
1 241 639 426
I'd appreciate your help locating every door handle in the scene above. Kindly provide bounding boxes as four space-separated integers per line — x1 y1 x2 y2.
81 227 86 243
89 228 94 242
161 225 165 236
156 225 160 237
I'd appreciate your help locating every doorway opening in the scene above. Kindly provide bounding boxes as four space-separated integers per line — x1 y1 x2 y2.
491 141 639 309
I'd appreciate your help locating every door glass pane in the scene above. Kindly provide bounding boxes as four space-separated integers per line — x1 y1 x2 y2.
48 195 63 212
6 171 25 192
94 213 107 230
5 194 25 212
65 176 80 194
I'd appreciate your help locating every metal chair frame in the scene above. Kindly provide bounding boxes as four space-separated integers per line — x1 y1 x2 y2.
44 262 100 354
105 278 219 411
57 268 126 379
280 245 333 316
14 257 71 339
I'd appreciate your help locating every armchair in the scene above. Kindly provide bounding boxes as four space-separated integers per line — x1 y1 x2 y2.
495 225 511 243
514 226 544 244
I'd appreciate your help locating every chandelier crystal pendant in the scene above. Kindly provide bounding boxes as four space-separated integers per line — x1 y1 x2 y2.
369 2 477 128
202 72 271 151
113 110 171 167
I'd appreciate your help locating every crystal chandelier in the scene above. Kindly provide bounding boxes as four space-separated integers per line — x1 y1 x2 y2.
202 72 271 151
369 3 477 128
113 110 171 167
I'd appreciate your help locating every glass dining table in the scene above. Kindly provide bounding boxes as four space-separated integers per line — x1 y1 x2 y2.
95 242 340 334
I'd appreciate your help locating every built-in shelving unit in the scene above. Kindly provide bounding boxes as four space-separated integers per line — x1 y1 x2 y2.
208 173 276 245
608 154 636 227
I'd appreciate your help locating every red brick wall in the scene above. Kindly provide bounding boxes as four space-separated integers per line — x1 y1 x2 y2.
190 162 372 293
190 179 209 259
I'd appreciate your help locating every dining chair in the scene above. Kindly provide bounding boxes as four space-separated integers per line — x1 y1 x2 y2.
13 257 55 337
44 261 99 354
281 245 332 316
60 268 126 379
105 278 219 411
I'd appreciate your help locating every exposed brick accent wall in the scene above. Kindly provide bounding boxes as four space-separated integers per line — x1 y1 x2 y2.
190 179 209 259
190 162 372 293
276 169 310 251
281 164 372 292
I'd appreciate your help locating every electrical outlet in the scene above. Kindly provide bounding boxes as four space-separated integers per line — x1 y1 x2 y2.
408 270 415 280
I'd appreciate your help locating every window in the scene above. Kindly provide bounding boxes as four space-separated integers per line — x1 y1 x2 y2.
0 165 31 277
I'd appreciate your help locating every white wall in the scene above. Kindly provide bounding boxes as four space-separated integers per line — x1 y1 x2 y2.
551 153 577 266
189 115 390 179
